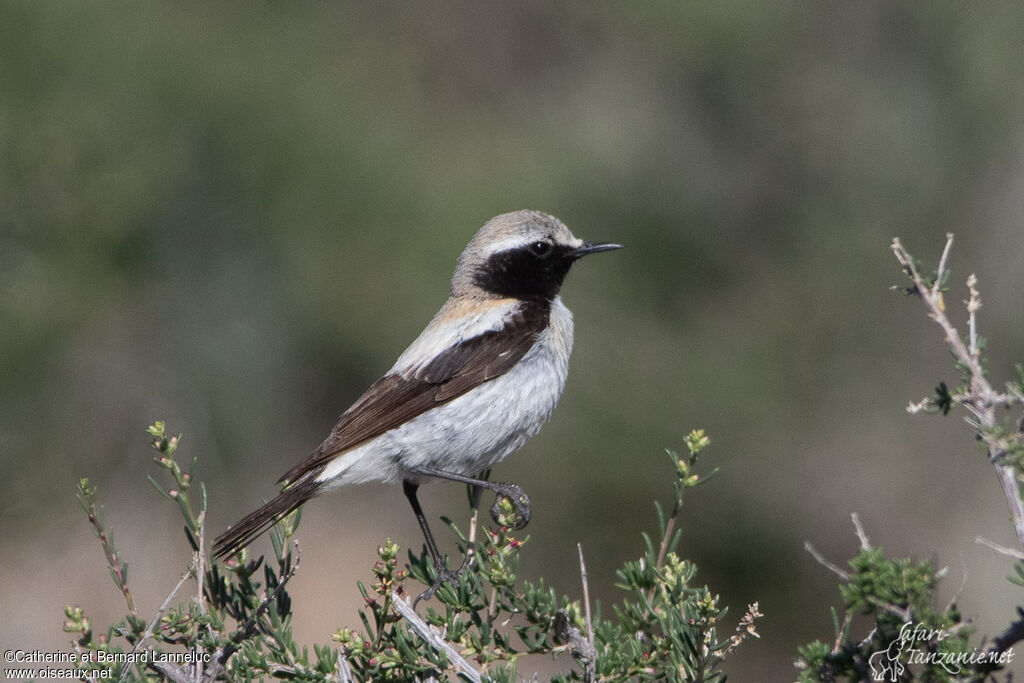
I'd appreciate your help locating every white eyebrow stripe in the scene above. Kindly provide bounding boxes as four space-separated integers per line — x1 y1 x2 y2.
480 234 583 257
480 235 532 255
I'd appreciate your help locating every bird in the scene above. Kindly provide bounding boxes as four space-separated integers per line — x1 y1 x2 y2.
213 210 621 599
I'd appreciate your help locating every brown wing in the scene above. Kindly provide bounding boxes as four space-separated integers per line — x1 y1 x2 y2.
277 302 548 486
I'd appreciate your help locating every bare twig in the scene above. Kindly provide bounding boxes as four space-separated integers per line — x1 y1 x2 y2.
487 586 499 624
966 273 981 357
577 543 595 652
867 598 912 623
194 510 207 682
851 513 870 551
457 479 484 576
390 592 482 683
804 541 849 581
654 516 675 574
892 235 1024 547
945 554 970 615
196 510 207 614
836 613 855 653
976 536 1024 561
935 235 954 296
460 478 505 627
857 626 878 651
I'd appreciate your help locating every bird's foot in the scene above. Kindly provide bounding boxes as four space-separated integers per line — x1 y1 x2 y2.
413 558 473 608
489 482 531 530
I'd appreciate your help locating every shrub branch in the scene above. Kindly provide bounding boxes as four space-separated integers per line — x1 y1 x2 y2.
892 234 1024 547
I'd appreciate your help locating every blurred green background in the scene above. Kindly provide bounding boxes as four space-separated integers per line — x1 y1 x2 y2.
4 2 1024 679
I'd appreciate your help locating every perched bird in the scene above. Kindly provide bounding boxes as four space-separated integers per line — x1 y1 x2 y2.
213 210 621 598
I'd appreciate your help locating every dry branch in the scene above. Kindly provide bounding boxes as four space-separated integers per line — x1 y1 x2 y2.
891 234 1024 547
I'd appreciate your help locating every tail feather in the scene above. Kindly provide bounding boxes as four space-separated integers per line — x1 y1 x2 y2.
213 476 323 560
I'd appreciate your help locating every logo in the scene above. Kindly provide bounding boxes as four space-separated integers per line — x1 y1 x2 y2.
868 621 1015 681
868 635 907 681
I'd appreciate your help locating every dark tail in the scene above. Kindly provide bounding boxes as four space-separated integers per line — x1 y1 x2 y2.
213 476 323 560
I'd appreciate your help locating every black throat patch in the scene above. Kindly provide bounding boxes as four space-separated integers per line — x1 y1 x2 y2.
473 244 576 302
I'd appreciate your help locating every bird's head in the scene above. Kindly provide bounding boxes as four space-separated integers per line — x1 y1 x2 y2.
452 210 622 302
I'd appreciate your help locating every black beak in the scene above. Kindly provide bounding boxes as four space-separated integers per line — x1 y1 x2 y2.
570 241 624 259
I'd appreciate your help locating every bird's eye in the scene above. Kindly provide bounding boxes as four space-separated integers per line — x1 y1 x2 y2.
530 241 552 257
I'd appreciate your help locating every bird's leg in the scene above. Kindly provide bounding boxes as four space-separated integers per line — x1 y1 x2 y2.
403 479 459 606
409 465 531 530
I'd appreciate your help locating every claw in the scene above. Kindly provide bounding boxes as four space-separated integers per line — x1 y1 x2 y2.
412 553 477 608
489 483 531 530
413 568 455 608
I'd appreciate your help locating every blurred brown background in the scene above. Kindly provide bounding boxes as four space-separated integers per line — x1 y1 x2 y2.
3 2 1024 680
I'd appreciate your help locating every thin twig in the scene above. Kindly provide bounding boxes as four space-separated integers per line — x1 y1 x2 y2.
976 536 1024 561
196 510 207 613
654 516 675 573
934 233 954 296
945 554 970 615
836 613 855 653
857 626 878 651
577 543 595 652
803 542 849 581
194 510 207 682
867 597 912 623
648 512 678 605
457 478 485 576
966 273 981 358
851 513 870 551
390 591 482 683
487 586 499 624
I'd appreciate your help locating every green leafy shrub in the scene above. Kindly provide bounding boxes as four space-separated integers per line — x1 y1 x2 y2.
64 425 760 681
